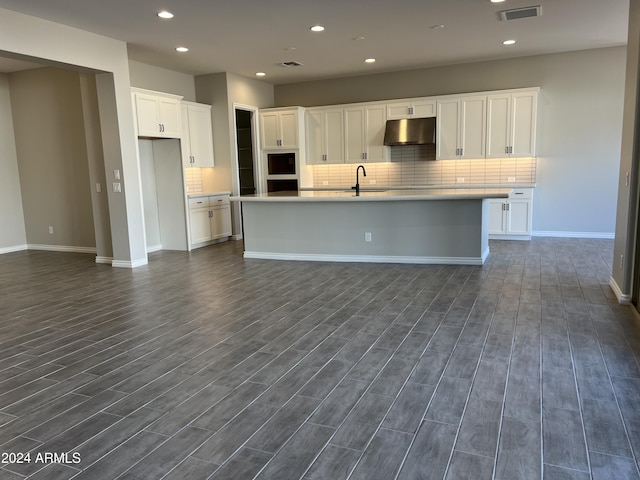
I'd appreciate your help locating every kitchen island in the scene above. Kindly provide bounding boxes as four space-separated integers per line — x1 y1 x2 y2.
230 188 511 265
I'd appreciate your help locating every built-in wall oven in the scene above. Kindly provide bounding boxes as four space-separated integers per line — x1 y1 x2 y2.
266 152 299 192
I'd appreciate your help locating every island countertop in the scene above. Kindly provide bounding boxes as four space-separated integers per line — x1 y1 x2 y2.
230 188 511 202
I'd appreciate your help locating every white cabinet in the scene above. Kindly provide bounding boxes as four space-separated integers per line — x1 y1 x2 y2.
387 99 436 119
344 104 388 163
260 108 303 150
181 102 214 167
132 89 182 138
188 195 232 247
436 96 486 160
486 90 538 158
306 108 344 164
488 188 533 240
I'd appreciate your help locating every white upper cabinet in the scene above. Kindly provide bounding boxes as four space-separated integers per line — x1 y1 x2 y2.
306 108 344 164
182 102 214 167
387 99 436 120
344 104 388 163
260 108 303 150
486 90 538 157
132 89 182 138
436 96 486 160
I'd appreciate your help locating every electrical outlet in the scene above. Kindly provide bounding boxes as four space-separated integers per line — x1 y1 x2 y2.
364 232 372 242
96 183 101 193
456 177 465 183
620 254 624 269
322 180 329 185
48 226 54 235
369 179 377 185
508 177 516 183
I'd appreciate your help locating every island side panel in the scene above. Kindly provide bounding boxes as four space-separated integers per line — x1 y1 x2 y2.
241 199 489 264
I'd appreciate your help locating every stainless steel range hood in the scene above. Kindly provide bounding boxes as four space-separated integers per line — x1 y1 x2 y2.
383 117 436 146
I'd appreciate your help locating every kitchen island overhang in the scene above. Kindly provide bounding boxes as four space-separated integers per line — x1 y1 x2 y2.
230 189 511 265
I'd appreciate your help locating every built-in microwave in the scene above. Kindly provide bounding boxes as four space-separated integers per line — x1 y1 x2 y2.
267 152 296 175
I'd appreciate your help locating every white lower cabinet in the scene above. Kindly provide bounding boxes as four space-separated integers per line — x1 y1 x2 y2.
188 195 232 247
488 188 533 240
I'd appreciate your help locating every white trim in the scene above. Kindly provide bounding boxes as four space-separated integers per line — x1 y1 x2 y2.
243 251 488 265
489 234 531 241
95 256 113 265
0 244 28 254
146 244 162 253
609 276 631 305
532 231 615 239
232 234 243 241
112 257 148 268
27 244 97 254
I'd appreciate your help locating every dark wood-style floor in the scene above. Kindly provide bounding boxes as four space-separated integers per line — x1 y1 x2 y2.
0 238 639 479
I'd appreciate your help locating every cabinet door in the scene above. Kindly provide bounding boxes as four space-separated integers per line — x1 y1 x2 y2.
134 93 161 137
365 105 387 162
344 107 365 163
459 97 486 159
211 205 232 239
510 92 537 157
260 112 280 149
279 110 299 149
412 100 436 118
186 105 214 167
325 109 344 164
488 200 507 235
386 102 412 120
506 199 531 235
157 97 181 138
305 111 325 164
189 208 212 244
486 94 510 158
436 99 460 160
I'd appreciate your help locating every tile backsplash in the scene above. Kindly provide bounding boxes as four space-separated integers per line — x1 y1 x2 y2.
311 145 536 187
184 167 203 194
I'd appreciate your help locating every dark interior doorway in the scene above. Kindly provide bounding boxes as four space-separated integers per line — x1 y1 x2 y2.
235 109 256 195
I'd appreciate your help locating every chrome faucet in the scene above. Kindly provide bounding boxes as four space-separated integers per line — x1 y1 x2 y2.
352 165 367 196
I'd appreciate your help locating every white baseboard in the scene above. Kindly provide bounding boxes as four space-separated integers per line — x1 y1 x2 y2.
231 234 243 241
532 231 615 239
95 256 113 265
243 251 488 265
146 244 162 253
27 244 97 254
0 244 28 254
609 276 631 305
112 257 148 269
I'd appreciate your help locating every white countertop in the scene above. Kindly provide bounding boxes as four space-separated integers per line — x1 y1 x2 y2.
302 183 535 191
187 191 231 198
230 188 511 202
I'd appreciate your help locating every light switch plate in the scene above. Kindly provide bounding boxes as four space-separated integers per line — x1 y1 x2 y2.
113 182 122 193
113 169 121 180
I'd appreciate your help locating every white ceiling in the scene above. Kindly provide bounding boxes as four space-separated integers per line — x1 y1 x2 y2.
0 0 629 84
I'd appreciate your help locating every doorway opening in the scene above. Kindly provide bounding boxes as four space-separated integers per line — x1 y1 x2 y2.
235 109 257 196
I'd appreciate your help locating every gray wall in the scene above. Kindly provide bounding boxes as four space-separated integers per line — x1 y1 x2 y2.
0 74 27 252
129 60 196 101
612 0 640 299
9 67 96 249
275 47 627 237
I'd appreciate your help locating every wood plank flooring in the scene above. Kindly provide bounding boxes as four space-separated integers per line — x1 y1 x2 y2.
0 238 639 479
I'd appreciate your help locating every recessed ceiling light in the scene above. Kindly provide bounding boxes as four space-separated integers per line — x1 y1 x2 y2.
157 10 174 19
430 24 445 29
256 72 266 77
490 0 506 3
176 46 189 52
352 36 366 41
502 39 516 45
364 58 376 64
310 25 325 32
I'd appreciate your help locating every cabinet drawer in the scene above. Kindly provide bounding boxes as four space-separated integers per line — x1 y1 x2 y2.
509 188 533 199
189 197 210 209
209 195 230 206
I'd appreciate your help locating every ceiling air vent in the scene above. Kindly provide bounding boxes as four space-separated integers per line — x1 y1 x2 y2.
500 5 541 21
279 61 303 67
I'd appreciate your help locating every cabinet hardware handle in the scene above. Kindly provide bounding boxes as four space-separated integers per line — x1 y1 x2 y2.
514 192 523 195
364 152 368 160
